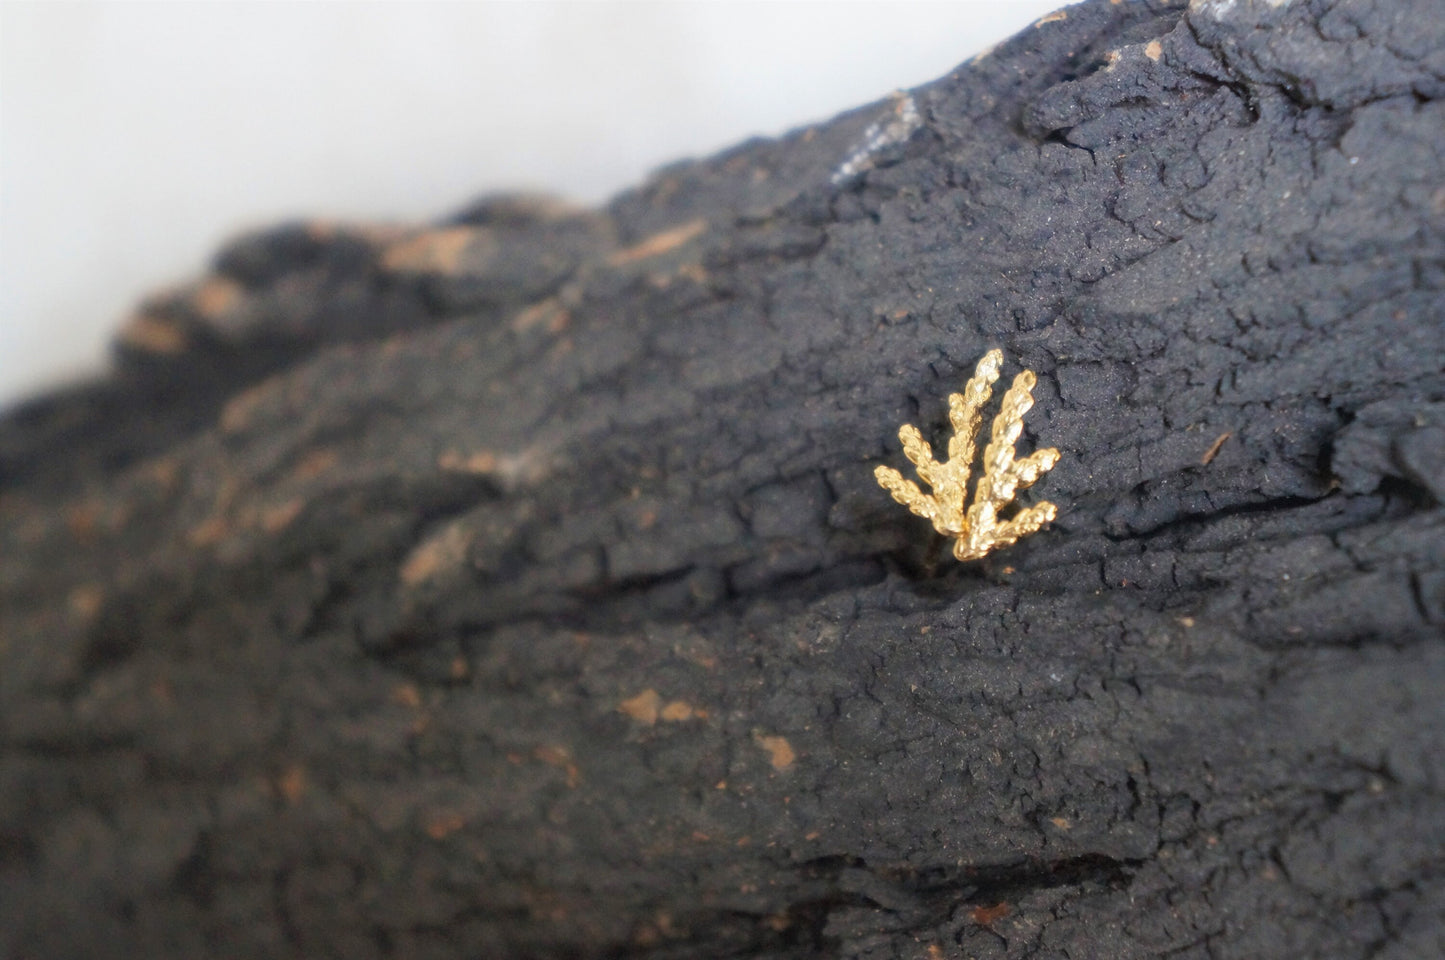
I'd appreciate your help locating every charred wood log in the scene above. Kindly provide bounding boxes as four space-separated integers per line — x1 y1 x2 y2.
3 1 1443 957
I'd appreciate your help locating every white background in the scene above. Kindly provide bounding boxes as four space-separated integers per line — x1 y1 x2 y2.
1 1 1069 411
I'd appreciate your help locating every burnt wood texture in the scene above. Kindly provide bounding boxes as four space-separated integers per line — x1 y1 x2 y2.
3 1 1443 957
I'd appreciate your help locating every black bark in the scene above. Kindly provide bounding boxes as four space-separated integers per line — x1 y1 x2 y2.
3 1 1443 957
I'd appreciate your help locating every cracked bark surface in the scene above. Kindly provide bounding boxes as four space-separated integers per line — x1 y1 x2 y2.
3 1 1443 957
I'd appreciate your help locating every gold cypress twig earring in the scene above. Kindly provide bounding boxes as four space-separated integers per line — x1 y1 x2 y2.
875 349 1060 561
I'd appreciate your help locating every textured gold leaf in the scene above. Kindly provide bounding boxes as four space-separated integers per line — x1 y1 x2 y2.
875 350 1059 561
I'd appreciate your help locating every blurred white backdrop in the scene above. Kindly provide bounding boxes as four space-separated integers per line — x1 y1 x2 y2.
1 1 1069 410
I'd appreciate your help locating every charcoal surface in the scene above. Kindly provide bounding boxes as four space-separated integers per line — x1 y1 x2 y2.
3 1 1443 957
